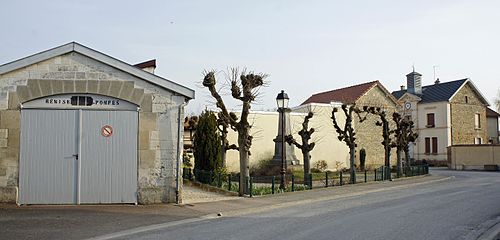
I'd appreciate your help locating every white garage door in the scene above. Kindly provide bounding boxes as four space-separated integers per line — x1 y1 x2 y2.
19 95 138 204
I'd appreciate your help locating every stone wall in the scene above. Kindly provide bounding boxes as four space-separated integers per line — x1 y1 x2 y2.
450 82 487 145
0 52 184 204
354 86 398 169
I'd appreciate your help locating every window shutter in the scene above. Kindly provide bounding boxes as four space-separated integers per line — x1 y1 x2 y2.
425 137 430 154
432 137 438 154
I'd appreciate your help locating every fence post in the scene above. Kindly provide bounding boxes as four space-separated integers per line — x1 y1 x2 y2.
340 172 343 186
309 173 313 190
374 169 377 181
325 171 328 188
228 174 231 191
364 170 367 183
291 175 295 192
272 176 275 194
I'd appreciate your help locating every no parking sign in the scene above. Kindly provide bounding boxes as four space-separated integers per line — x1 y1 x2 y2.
101 125 113 137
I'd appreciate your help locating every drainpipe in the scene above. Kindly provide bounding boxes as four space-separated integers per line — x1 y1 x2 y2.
175 98 188 204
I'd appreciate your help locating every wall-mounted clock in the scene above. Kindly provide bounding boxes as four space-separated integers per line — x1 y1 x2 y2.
405 102 411 110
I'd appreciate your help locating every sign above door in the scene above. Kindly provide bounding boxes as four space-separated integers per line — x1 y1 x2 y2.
22 94 138 111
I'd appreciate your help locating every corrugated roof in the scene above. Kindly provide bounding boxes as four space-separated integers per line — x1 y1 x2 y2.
391 79 467 103
301 81 379 105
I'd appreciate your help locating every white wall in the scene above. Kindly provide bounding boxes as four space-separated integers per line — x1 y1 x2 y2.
414 101 450 161
225 103 350 173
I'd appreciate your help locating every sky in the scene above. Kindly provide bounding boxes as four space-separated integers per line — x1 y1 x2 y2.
1 0 499 114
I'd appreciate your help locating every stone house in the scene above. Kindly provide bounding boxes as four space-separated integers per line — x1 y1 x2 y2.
0 42 194 204
392 71 490 164
296 80 399 169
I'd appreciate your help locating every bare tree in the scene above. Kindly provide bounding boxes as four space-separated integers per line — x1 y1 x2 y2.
496 88 500 112
216 112 238 168
203 69 266 196
392 112 418 177
331 104 367 184
285 112 315 186
364 107 394 174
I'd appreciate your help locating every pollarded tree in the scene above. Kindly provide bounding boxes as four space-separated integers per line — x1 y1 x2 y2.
391 112 418 177
364 106 394 173
203 69 266 196
331 104 367 184
285 112 315 186
496 88 500 112
216 112 238 168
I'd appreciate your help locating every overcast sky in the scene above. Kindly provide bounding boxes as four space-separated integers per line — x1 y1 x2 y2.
1 0 499 114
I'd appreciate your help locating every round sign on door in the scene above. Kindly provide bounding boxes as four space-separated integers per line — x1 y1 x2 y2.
101 125 113 137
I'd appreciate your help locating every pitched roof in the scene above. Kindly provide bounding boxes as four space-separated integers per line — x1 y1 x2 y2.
302 81 380 105
0 42 194 99
487 107 500 117
392 79 468 103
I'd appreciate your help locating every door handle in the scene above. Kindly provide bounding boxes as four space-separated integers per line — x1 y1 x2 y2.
73 154 79 160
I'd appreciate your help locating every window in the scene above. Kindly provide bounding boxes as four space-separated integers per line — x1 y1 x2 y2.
474 113 481 129
425 137 431 154
475 138 482 144
465 96 468 103
432 137 438 154
426 113 435 127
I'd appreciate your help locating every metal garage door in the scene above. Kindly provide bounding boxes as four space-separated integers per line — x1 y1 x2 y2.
19 99 138 204
19 110 79 204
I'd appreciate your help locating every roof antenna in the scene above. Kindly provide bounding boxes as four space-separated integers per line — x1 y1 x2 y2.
433 65 440 84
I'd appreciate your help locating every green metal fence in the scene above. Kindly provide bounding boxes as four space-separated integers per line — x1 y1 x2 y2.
183 165 429 197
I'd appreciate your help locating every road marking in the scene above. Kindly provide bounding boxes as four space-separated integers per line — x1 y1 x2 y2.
86 176 453 240
85 214 220 240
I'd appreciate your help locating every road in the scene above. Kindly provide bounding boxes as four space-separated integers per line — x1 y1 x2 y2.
113 169 500 240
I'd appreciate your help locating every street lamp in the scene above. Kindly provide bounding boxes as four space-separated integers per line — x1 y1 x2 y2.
276 90 289 190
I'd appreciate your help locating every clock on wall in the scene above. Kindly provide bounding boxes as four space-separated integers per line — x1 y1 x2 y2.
405 102 411 110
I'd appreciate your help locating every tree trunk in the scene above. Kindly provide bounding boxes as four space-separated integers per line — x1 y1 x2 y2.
404 148 411 167
238 131 250 196
349 145 356 184
385 145 391 168
303 152 310 186
396 149 402 178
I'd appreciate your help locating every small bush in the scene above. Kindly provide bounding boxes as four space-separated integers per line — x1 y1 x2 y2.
311 160 328 172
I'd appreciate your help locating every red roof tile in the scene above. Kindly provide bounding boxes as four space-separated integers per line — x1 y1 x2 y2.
301 81 379 105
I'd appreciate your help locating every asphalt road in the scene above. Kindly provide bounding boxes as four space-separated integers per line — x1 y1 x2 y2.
114 169 500 240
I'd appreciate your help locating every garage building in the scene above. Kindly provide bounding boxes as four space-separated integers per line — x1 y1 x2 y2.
0 42 194 204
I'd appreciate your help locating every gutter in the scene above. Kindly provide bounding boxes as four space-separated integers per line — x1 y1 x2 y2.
175 98 188 204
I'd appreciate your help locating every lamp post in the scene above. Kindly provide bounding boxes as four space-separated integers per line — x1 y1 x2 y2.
276 90 289 190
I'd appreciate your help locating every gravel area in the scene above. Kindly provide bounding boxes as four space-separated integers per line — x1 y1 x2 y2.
182 185 239 204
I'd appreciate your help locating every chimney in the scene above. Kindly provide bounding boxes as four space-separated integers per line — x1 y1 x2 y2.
406 70 422 95
400 85 406 90
434 78 440 85
134 59 156 74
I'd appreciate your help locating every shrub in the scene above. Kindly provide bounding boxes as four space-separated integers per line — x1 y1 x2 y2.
193 110 222 173
359 148 366 171
311 160 328 172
